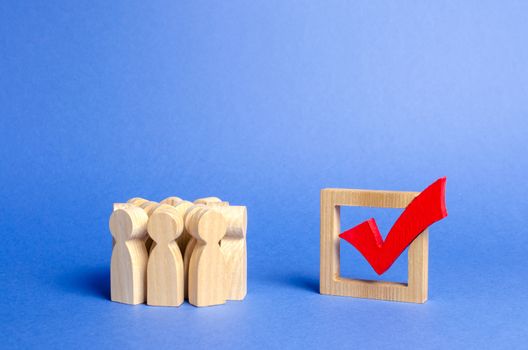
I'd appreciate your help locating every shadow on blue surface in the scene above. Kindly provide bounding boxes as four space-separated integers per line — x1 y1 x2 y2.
262 273 319 293
57 265 110 300
289 275 319 293
58 265 318 301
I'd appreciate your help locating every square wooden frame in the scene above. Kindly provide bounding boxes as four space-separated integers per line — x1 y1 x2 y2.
320 188 428 303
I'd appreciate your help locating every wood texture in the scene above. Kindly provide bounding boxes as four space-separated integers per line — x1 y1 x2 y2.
122 198 159 253
194 197 229 206
140 201 161 216
138 201 160 253
113 203 133 211
146 204 185 307
170 201 194 253
320 188 429 303
110 206 149 305
127 197 150 206
111 203 134 248
160 196 183 206
183 205 205 299
216 206 247 300
110 195 249 307
187 207 228 307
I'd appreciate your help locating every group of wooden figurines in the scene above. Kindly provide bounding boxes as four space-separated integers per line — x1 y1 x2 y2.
110 196 247 307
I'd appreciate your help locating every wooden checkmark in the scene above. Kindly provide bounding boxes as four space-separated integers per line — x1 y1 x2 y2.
339 177 448 275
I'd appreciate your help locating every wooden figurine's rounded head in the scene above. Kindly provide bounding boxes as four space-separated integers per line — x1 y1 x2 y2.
160 196 183 206
193 197 222 205
184 205 205 232
217 206 247 239
109 206 148 241
210 201 229 207
147 204 184 244
127 197 150 206
188 208 227 244
172 200 193 216
141 202 161 216
113 203 133 212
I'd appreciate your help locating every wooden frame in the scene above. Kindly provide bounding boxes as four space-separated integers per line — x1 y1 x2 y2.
320 188 428 303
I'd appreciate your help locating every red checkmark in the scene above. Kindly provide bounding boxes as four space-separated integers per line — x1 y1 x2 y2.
339 177 448 275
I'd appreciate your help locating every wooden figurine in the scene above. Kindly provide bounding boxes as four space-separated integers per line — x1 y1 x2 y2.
170 201 194 253
113 198 159 248
139 200 161 216
216 206 248 300
109 206 149 305
137 201 160 252
183 205 205 299
147 204 185 307
187 207 228 307
109 194 249 307
111 203 134 248
182 200 223 299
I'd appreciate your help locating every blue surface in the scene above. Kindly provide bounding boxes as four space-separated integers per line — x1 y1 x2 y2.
1 1 527 349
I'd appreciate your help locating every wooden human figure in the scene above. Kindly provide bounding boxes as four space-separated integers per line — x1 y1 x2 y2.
183 200 226 299
183 205 205 299
111 203 133 248
157 198 194 252
139 200 160 216
109 206 149 305
187 207 228 307
147 205 185 306
138 201 160 253
124 198 158 252
170 201 194 253
217 206 248 300
184 197 224 262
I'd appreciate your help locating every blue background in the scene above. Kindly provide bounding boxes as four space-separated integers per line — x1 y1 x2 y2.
1 1 527 349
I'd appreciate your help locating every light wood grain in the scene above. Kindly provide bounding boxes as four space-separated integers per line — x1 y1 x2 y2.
119 198 159 253
194 197 221 204
146 204 185 307
160 196 183 206
182 200 220 299
111 203 134 248
139 201 161 216
170 201 194 253
216 206 247 300
187 207 228 307
113 203 133 211
109 206 149 305
320 188 428 303
137 201 161 253
127 197 150 206
194 197 229 206
183 205 205 299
